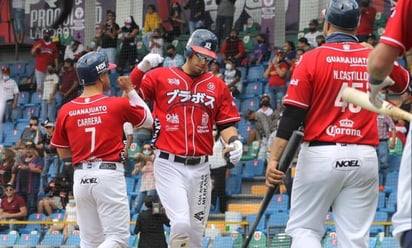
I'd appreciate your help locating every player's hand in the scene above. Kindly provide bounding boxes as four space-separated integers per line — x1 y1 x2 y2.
227 140 243 165
137 54 164 72
117 76 135 93
369 76 394 107
265 160 285 187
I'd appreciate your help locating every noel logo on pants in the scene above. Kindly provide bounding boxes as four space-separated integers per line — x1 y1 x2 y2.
80 177 100 184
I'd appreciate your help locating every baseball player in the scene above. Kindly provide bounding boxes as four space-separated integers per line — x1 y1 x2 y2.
367 0 412 246
130 29 243 248
51 52 154 248
265 1 410 247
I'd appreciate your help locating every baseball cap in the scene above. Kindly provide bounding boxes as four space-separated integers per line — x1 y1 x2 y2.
42 120 55 128
25 140 36 148
64 58 75 64
309 19 319 26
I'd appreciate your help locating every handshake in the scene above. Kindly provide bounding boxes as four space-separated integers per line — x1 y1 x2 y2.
137 54 164 72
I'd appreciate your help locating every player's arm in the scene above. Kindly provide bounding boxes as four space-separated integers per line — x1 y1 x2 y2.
218 124 243 166
56 148 72 160
266 104 306 187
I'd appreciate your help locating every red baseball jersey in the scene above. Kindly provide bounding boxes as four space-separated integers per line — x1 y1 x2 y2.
285 42 408 146
51 94 148 165
379 0 412 53
32 40 58 72
135 67 240 156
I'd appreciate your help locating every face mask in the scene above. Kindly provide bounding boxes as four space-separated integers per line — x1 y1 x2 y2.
125 25 131 29
309 27 317 32
3 75 9 80
257 40 263 44
167 53 174 57
212 130 218 137
68 199 76 205
225 64 232 70
261 100 270 107
230 35 237 40
47 70 54 74
142 150 152 155
44 36 51 42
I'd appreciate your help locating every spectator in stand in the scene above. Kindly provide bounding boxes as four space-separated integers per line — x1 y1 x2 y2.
37 177 66 217
99 10 120 65
290 48 305 76
47 194 78 242
1 66 19 123
221 28 245 66
247 33 270 66
283 40 297 65
183 0 205 34
30 29 59 92
59 58 79 106
257 94 275 117
14 116 43 151
90 27 103 51
148 29 164 56
118 16 139 76
13 141 43 215
297 37 313 52
164 2 186 42
134 195 170 248
11 0 25 44
0 183 27 232
142 5 162 49
316 34 326 46
210 125 229 213
223 59 242 98
304 19 323 48
64 40 85 61
356 0 377 42
41 64 59 122
215 0 236 45
263 51 289 111
210 61 223 80
132 144 157 214
40 120 62 189
163 44 185 67
0 148 16 186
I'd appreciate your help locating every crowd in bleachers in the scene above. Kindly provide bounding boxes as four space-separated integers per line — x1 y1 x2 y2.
0 0 411 247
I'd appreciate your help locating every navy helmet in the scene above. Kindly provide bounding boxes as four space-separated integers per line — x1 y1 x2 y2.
325 0 360 30
184 29 218 60
76 52 116 86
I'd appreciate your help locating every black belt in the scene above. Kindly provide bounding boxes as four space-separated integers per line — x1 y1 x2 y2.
309 141 337 147
379 139 388 142
74 162 119 170
159 151 208 166
6 99 14 103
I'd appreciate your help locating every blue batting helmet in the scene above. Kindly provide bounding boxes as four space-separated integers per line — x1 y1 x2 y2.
76 52 116 86
184 29 218 60
325 0 360 30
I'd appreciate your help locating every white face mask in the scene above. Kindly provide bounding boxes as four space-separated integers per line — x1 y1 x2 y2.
225 64 232 70
142 150 152 155
3 75 9 80
212 130 218 137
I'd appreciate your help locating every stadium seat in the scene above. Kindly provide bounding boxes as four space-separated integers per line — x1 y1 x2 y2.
265 194 289 215
211 236 234 248
267 212 289 236
247 65 265 81
383 171 399 194
30 92 43 105
25 61 35 77
13 230 41 247
50 212 64 222
0 231 19 246
370 211 388 235
368 236 377 248
242 80 264 98
248 231 267 248
61 230 80 248
19 213 46 234
125 177 138 197
380 192 396 214
268 233 291 248
36 231 64 247
377 191 386 210
128 235 136 248
225 174 242 196
11 62 26 78
322 232 338 248
3 128 22 148
251 185 267 196
130 213 139 235
18 91 31 106
242 159 265 179
227 203 260 215
380 236 400 248
202 236 210 248
325 211 336 233
245 214 266 232
21 105 40 120
240 97 260 113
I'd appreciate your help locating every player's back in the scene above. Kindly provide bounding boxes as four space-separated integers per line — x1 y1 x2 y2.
286 42 379 146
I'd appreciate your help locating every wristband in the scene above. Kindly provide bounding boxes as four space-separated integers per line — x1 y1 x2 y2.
62 157 72 166
228 136 240 144
369 76 384 85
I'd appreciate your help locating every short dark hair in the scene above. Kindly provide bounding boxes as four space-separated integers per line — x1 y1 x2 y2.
166 44 176 50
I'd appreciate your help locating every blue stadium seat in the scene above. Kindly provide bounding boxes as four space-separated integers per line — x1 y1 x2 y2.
11 62 26 78
211 236 234 248
19 213 46 234
225 174 242 196
50 212 65 222
323 232 338 248
240 97 260 112
25 61 35 77
324 211 336 233
18 91 31 106
370 211 388 235
265 194 289 215
242 159 264 179
128 235 136 248
14 230 41 246
202 236 210 248
368 236 377 248
380 236 399 248
22 104 40 120
3 128 22 148
126 176 138 197
246 213 266 232
377 192 386 211
383 171 399 194
30 92 43 105
267 212 289 236
380 192 397 215
242 80 264 98
63 230 80 247
37 231 64 247
247 65 265 81
0 231 19 246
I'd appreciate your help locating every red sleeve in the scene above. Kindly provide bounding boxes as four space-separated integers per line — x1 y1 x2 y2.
221 41 227 55
238 42 245 55
388 61 410 93
130 67 146 89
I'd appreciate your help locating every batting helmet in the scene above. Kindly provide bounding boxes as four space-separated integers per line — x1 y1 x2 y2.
184 29 218 60
325 0 360 30
76 52 116 86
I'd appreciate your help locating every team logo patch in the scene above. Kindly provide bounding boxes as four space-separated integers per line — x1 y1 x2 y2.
166 113 179 124
168 78 180 85
203 42 212 50
207 82 215 91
